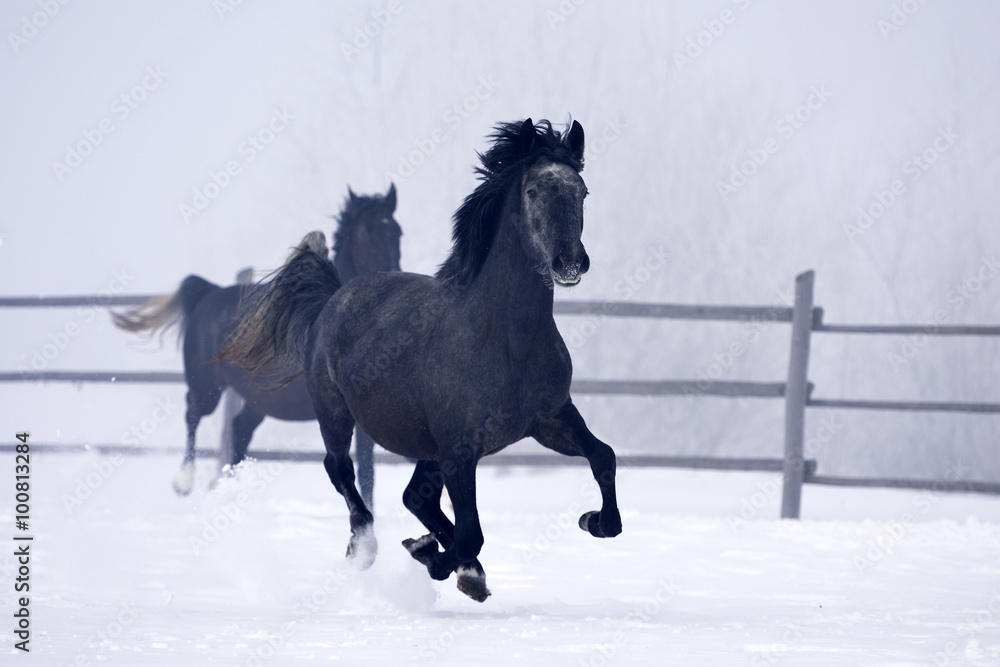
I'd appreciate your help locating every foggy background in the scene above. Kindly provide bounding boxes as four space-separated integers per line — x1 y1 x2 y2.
2 0 998 481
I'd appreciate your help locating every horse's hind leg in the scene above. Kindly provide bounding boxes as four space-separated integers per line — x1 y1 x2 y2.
402 460 489 601
312 390 376 569
531 401 622 539
355 426 375 510
230 404 265 467
173 382 223 496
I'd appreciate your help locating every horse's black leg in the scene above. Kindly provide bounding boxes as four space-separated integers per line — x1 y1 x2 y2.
174 383 223 496
531 401 622 539
402 460 448 544
230 405 265 467
413 456 488 600
312 391 376 569
355 426 375 510
402 460 490 601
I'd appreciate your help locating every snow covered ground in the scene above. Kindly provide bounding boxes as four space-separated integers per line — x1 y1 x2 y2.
3 2 1000 662
2 452 999 665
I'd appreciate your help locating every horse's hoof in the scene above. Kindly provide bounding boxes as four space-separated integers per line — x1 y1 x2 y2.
402 534 439 567
456 563 491 603
579 510 622 538
346 525 378 570
172 462 195 496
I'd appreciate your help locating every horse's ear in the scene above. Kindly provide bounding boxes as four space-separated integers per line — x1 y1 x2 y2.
385 182 397 212
567 120 585 161
347 186 358 202
518 118 535 155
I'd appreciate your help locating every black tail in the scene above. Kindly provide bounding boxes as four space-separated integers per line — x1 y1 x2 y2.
219 231 340 380
112 275 218 342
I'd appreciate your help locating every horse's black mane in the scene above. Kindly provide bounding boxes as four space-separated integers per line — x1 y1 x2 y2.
436 119 585 285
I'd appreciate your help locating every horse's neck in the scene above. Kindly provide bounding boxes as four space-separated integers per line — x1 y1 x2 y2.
333 240 357 283
466 205 554 342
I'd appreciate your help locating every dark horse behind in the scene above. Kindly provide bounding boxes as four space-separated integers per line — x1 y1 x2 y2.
113 185 401 499
221 119 621 602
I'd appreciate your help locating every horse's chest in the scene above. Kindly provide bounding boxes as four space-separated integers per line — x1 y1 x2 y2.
469 343 571 433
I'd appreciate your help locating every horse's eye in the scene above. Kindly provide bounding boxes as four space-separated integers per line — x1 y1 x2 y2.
526 189 537 200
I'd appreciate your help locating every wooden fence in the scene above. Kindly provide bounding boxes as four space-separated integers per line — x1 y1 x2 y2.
2 270 1000 518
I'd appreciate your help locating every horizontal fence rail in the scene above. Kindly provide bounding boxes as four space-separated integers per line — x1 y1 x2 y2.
553 300 795 322
3 272 1000 516
0 295 158 308
0 371 185 383
808 398 1000 414
815 323 1000 336
0 441 816 475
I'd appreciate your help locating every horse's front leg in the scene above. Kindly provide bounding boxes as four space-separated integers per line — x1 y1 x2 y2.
402 459 490 601
531 400 622 538
429 455 490 601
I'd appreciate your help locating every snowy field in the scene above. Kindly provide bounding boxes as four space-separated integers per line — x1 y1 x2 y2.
2 452 999 665
3 1 1000 664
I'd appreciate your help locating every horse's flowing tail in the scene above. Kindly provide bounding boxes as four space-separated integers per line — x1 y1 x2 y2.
111 275 218 341
219 231 340 381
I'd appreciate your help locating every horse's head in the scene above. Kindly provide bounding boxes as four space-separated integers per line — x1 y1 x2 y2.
333 184 402 282
517 119 589 287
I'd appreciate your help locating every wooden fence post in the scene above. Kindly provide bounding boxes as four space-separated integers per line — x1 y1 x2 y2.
780 270 815 519
218 267 254 473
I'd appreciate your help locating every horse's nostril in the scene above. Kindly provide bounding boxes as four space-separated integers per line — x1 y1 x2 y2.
552 255 565 273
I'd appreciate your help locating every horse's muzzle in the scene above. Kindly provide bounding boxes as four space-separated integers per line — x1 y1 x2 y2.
551 251 590 287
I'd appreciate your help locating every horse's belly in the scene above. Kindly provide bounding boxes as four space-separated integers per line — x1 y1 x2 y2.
348 397 437 460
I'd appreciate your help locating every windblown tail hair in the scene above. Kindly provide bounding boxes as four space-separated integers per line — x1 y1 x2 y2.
111 275 217 343
219 231 340 380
